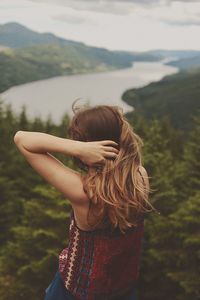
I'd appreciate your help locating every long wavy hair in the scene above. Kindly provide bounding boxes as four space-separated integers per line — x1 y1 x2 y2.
67 100 155 234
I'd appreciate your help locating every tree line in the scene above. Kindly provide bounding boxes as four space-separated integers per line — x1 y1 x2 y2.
0 100 199 300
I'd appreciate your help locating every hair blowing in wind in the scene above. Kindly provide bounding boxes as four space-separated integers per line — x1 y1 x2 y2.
67 100 155 234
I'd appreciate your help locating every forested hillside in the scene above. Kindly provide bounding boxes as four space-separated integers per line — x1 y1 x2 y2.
0 44 123 93
0 22 200 300
0 22 84 48
166 55 200 70
122 67 200 131
147 49 200 59
0 99 199 300
0 22 160 93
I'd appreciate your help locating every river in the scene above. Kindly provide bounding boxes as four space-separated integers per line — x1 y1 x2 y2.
1 58 178 125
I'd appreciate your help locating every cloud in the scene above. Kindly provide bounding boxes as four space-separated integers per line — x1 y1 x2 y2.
28 0 200 29
53 14 93 25
29 0 137 15
29 0 200 6
28 0 165 17
1 0 200 50
163 18 200 26
6 0 193 30
28 0 200 17
147 2 200 27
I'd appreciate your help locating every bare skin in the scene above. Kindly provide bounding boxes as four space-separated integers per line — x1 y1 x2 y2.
14 131 149 231
14 131 119 230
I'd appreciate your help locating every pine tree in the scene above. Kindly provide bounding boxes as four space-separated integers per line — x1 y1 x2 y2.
138 112 200 300
0 185 71 300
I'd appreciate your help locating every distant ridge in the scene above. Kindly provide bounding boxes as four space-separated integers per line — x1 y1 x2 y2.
122 67 200 131
0 22 161 93
147 49 200 60
0 22 150 58
0 22 85 48
166 55 200 71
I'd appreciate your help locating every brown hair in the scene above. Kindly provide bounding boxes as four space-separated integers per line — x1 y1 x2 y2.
67 100 155 234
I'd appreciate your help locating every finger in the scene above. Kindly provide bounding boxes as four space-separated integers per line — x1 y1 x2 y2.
94 159 106 167
103 146 119 153
100 140 118 147
104 152 118 159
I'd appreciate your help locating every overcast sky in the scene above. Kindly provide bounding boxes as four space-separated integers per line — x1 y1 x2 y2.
0 0 200 51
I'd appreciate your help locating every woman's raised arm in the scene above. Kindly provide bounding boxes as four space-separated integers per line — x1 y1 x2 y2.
13 131 118 206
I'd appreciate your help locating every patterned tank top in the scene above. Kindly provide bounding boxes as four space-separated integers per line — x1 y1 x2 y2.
58 208 144 300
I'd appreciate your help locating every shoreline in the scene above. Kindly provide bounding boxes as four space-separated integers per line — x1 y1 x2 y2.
1 59 179 125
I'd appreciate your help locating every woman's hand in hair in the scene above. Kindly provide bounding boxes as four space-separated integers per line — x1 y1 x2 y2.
77 140 119 167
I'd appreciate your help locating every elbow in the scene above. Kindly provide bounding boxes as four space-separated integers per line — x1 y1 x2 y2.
14 130 24 145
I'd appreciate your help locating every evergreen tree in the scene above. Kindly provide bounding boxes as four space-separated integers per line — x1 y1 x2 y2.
0 99 199 300
0 185 71 300
139 112 200 300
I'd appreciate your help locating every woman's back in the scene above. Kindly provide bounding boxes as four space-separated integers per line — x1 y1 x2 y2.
47 104 152 299
59 209 144 300
72 165 149 232
58 166 147 300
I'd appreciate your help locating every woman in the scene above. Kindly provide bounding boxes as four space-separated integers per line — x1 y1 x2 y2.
14 102 153 300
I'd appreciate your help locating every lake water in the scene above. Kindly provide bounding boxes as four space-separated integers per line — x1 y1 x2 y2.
1 59 178 125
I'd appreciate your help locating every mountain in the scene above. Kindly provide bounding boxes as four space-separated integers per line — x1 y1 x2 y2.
0 22 161 93
147 49 200 60
0 44 124 93
0 22 85 48
122 67 200 131
0 22 159 64
166 55 200 71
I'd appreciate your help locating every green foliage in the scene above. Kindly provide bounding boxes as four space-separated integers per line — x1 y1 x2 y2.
132 110 200 300
167 55 200 71
0 100 73 299
0 186 70 300
122 68 200 131
166 191 200 298
0 100 199 300
0 22 162 93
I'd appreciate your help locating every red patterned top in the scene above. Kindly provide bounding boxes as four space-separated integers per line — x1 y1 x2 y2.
59 209 144 300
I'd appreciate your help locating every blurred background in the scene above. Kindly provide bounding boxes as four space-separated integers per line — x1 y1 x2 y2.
0 0 199 299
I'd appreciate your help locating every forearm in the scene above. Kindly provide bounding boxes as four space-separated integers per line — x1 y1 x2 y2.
14 130 81 156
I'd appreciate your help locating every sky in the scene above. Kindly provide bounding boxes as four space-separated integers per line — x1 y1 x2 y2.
0 0 200 51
